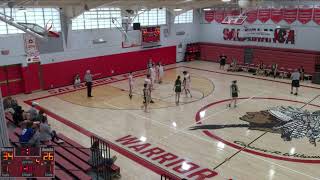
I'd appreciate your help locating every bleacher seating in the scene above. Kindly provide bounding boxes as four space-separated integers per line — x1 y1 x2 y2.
5 113 120 180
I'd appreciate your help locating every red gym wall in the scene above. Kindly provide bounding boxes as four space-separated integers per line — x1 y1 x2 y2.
1 46 176 96
199 42 319 74
41 46 176 90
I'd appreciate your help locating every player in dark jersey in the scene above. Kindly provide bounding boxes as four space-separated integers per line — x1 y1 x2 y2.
228 80 239 108
174 76 182 105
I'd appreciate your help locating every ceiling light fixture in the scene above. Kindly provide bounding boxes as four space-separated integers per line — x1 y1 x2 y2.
222 0 231 2
174 8 183 12
203 8 211 11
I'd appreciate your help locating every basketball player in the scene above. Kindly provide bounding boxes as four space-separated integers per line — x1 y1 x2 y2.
144 74 154 103
228 80 239 108
143 84 150 112
155 63 160 83
183 71 192 98
128 72 133 99
159 62 164 84
174 76 182 105
84 70 93 97
150 64 156 89
291 69 300 96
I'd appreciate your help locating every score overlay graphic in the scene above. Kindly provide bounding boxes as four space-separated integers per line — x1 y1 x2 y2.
1 147 55 178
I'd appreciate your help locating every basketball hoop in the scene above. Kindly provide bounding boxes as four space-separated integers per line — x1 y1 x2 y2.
221 15 247 25
45 20 60 38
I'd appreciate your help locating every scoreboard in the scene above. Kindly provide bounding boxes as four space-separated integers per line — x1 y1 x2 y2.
1 147 55 178
141 26 161 43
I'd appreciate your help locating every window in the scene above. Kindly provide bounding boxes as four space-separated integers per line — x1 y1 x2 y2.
174 10 193 24
72 8 121 30
0 8 61 35
133 8 166 26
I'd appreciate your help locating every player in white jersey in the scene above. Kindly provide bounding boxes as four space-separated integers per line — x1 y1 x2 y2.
158 62 164 84
128 72 133 99
144 74 154 103
155 63 160 83
183 71 192 98
149 64 156 89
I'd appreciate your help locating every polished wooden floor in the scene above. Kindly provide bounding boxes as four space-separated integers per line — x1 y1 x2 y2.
16 61 320 180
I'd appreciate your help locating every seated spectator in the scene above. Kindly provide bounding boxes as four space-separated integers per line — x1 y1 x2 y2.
3 97 15 114
39 116 64 144
35 109 45 122
19 121 34 146
89 140 117 167
74 74 81 88
27 102 38 121
13 105 24 126
28 124 41 147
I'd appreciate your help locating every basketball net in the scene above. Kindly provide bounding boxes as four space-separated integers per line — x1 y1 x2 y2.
45 19 60 38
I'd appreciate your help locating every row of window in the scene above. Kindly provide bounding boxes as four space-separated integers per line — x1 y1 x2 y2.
0 8 193 34
0 8 60 35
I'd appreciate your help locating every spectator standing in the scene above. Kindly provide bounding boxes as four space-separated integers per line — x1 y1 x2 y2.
219 54 227 70
84 70 93 97
291 69 301 96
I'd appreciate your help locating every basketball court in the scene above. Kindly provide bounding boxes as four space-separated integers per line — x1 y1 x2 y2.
1 0 320 180
11 61 319 180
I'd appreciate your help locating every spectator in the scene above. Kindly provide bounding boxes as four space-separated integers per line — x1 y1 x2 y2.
89 140 117 167
35 109 46 122
19 121 34 146
299 66 305 81
74 74 81 88
28 124 41 147
219 54 227 70
39 116 64 144
3 97 14 114
13 105 24 126
27 102 38 121
271 63 278 79
290 69 300 96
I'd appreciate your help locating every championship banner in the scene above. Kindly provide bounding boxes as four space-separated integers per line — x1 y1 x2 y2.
246 9 258 24
313 6 320 25
204 10 215 23
215 9 225 23
225 9 240 17
258 8 271 23
283 7 298 24
298 6 313 24
23 34 40 63
271 8 284 23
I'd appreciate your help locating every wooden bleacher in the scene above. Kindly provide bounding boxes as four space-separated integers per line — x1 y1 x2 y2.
5 108 120 180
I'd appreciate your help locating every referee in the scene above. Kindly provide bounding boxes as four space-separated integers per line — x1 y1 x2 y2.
290 69 300 96
84 70 93 97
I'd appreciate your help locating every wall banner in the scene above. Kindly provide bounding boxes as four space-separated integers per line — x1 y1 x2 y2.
24 34 40 63
223 28 295 45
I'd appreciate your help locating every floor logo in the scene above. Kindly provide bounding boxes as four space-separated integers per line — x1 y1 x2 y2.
191 97 320 163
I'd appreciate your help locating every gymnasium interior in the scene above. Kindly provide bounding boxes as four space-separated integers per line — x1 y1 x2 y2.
0 0 320 179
